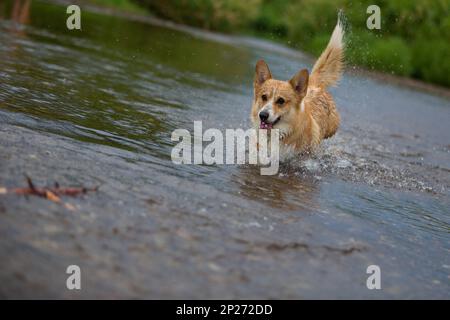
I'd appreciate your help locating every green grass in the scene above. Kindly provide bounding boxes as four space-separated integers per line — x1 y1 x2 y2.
88 0 146 14
89 0 450 87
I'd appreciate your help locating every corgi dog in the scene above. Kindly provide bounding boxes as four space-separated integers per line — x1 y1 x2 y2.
251 14 344 154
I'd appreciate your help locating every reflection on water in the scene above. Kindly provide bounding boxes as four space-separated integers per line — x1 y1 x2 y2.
0 0 449 298
234 165 320 211
0 0 253 157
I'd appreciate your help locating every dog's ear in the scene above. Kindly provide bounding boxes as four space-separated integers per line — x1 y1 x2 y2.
289 69 309 96
254 60 272 86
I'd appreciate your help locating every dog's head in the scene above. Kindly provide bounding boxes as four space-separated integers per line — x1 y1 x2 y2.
251 60 309 135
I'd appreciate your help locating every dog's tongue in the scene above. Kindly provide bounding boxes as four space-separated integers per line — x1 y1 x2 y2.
260 121 273 129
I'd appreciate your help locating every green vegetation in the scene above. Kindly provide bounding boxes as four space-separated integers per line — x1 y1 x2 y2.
280 0 450 84
96 0 450 87
134 0 261 31
88 0 146 14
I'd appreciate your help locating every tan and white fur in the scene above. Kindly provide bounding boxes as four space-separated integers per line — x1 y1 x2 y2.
251 14 344 155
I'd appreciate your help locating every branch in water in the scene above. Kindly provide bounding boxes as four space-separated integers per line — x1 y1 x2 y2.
1 176 99 205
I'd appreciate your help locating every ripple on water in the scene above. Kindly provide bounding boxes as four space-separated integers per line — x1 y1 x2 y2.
277 130 448 196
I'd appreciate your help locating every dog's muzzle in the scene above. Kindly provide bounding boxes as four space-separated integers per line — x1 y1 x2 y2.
259 113 280 129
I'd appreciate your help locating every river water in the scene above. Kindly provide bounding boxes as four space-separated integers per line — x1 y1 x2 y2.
0 0 449 298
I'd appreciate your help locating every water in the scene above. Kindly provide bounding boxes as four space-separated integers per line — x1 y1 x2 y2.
0 0 449 298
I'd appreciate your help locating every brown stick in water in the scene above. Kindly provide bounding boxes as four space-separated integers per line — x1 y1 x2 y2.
7 176 98 202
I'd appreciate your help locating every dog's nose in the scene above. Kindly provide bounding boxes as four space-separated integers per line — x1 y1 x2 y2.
259 110 269 122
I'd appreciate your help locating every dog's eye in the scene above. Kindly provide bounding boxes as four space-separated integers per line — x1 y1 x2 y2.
261 94 268 102
276 97 285 105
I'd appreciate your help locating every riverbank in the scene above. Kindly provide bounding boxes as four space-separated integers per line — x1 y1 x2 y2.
103 0 450 88
59 0 450 99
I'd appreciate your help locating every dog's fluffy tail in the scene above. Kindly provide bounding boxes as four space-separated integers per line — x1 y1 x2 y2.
310 12 345 88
